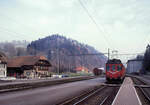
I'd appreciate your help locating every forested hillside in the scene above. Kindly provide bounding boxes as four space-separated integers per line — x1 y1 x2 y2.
27 34 107 72
0 40 29 57
143 45 150 73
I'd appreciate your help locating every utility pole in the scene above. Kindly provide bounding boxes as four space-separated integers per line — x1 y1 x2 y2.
56 38 60 74
58 40 60 74
108 48 110 60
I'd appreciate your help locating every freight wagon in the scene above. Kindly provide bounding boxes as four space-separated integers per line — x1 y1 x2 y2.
93 68 103 76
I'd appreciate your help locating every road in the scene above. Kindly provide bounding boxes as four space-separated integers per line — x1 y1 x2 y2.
0 77 105 105
0 76 91 86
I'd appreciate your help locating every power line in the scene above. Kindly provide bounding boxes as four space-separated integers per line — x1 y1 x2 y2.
85 2 114 48
0 26 29 36
0 13 38 35
117 53 144 56
78 0 112 48
78 0 146 61
0 12 42 40
0 27 25 39
68 52 144 56
68 53 107 56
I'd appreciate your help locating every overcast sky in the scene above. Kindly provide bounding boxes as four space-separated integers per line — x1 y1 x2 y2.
0 0 150 61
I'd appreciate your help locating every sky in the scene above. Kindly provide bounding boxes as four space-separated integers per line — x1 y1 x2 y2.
0 0 150 62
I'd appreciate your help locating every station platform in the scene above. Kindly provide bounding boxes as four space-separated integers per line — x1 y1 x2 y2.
112 77 142 105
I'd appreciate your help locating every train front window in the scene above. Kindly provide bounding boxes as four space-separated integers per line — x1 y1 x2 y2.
117 65 122 71
106 65 110 71
112 65 116 71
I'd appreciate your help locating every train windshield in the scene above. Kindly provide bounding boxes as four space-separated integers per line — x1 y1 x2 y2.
112 65 116 71
117 65 122 71
106 65 110 71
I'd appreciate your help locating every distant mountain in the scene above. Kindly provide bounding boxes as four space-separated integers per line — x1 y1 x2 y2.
27 34 107 73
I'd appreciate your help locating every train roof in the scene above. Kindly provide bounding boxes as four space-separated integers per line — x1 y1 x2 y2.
106 59 122 64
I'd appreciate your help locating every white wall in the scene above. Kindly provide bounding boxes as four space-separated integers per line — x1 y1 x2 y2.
0 63 7 77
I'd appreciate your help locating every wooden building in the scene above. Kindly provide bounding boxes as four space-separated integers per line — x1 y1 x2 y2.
0 52 7 78
7 56 52 78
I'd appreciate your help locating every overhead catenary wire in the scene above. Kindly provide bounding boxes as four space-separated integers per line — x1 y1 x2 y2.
81 0 114 48
78 0 112 48
78 0 146 63
80 0 148 56
137 33 150 51
0 27 26 39
0 13 39 35
68 52 144 56
117 53 144 55
0 12 44 40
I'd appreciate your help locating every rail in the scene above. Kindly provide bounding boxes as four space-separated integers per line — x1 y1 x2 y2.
139 87 150 102
58 85 119 105
73 86 106 105
131 76 150 104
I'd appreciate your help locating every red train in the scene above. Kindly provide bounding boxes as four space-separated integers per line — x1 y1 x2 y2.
106 59 125 82
93 68 103 76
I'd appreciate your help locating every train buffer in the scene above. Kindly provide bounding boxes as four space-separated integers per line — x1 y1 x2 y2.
112 77 142 105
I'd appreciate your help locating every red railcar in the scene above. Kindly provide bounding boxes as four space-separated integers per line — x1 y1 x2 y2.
106 59 125 82
93 68 102 76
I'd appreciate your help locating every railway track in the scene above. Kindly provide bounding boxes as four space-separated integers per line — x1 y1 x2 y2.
132 77 150 105
58 85 120 105
132 76 147 85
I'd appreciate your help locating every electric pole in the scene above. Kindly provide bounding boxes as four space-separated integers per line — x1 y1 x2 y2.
108 48 110 60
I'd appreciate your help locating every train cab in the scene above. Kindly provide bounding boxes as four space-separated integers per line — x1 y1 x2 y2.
106 59 125 81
